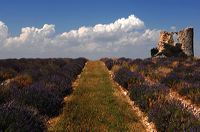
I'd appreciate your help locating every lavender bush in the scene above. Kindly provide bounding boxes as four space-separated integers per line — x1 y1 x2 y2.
114 67 145 89
0 58 87 130
0 102 46 132
148 99 200 131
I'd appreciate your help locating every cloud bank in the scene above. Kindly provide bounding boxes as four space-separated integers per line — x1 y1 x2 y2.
0 15 160 59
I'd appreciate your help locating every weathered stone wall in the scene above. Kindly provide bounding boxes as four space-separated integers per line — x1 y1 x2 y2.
178 28 194 56
157 31 175 52
159 31 175 44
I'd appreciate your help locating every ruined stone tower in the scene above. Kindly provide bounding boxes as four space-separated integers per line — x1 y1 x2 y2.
157 31 175 53
152 27 194 57
178 28 194 56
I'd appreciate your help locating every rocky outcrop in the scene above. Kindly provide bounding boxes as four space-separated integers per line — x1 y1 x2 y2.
151 27 194 57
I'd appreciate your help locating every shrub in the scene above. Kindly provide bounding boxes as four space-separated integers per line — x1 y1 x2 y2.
12 74 33 88
0 102 46 132
43 74 72 96
19 81 63 117
129 84 168 112
0 69 17 81
142 70 162 82
183 72 200 83
161 73 180 88
148 100 200 131
0 85 10 104
101 58 114 70
0 84 21 105
0 58 86 112
111 65 121 73
114 67 145 89
178 83 200 105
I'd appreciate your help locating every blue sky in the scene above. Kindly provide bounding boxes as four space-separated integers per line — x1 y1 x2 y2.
0 0 199 59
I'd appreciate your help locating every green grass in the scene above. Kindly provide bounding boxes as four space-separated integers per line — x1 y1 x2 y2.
49 61 145 131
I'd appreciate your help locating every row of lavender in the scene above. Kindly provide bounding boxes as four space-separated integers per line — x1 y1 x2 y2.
101 57 200 131
0 58 87 131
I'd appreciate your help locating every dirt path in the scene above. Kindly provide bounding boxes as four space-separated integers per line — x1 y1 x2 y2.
48 61 146 131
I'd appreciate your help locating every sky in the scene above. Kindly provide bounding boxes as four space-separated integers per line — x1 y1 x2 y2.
0 0 199 59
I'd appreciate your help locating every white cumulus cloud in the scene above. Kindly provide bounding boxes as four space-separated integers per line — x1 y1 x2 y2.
0 15 160 59
5 24 55 48
0 21 8 42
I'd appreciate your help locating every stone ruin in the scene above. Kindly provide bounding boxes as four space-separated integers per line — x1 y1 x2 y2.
151 27 194 57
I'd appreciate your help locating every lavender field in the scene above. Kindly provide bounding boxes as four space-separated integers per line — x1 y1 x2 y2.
1 57 200 131
0 58 87 131
101 57 200 131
